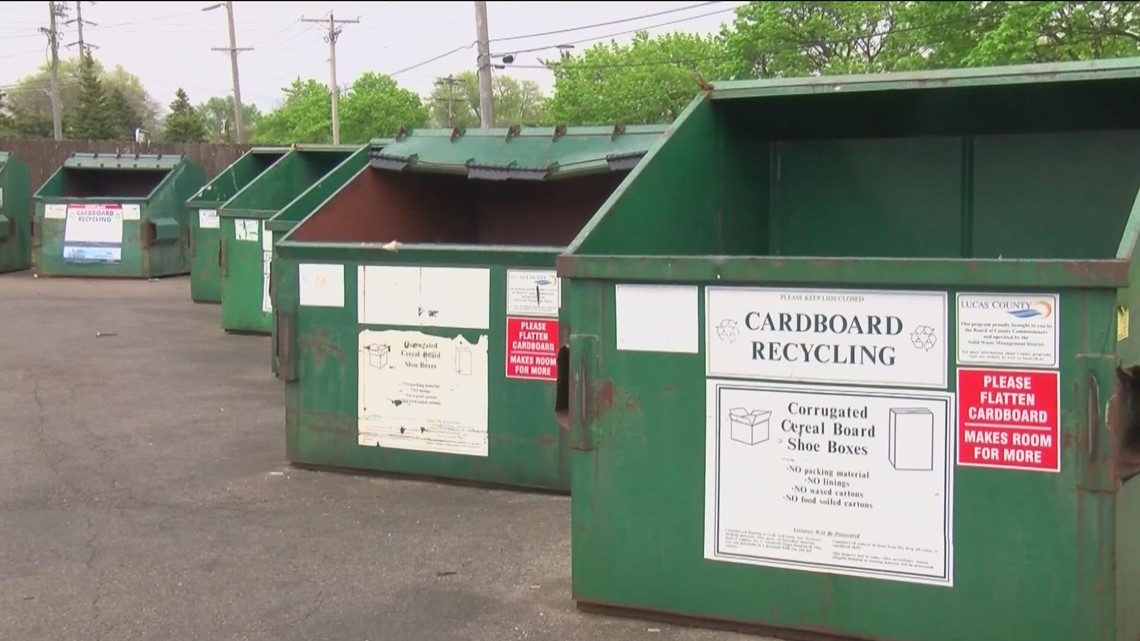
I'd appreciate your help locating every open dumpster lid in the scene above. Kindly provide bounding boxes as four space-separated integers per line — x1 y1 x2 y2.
368 125 668 181
63 152 183 171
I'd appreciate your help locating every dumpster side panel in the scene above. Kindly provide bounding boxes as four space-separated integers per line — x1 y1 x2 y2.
572 97 766 257
220 216 271 333
143 161 203 277
972 131 1140 260
771 137 964 258
35 199 147 277
569 280 1101 641
0 157 33 273
285 250 569 491
189 202 223 302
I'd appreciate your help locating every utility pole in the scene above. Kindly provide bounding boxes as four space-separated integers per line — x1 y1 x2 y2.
434 75 461 128
65 1 98 55
208 1 251 143
303 12 358 145
473 1 494 128
39 1 64 140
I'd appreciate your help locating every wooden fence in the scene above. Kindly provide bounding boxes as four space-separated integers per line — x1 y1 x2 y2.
0 139 252 192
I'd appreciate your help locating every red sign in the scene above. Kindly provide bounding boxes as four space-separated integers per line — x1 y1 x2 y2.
957 368 1060 472
505 316 559 381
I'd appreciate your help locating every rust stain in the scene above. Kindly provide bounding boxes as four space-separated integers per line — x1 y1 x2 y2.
625 391 643 413
299 325 345 372
662 383 678 395
302 410 356 437
536 434 556 446
1063 260 1127 283
586 379 615 423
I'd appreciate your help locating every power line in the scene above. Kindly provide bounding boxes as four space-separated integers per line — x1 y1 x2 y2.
490 1 725 44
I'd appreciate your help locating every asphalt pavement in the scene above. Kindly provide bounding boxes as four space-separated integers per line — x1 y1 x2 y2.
0 272 763 641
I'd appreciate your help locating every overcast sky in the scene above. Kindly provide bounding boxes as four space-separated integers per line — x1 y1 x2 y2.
0 1 741 111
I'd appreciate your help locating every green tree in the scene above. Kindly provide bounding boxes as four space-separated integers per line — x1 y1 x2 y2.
196 95 264 143
547 31 733 125
251 78 333 144
0 92 16 137
427 70 549 128
162 88 207 143
339 72 430 142
106 86 143 140
4 57 160 138
67 53 115 140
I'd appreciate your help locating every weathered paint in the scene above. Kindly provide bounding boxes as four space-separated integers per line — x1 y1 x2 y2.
32 153 205 279
0 152 32 273
561 57 1140 641
185 147 288 303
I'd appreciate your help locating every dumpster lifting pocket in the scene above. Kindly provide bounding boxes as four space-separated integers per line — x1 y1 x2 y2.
276 311 297 382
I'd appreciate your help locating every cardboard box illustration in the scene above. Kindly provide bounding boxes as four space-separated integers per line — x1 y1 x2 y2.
888 407 935 471
729 408 772 445
456 345 472 375
366 344 390 370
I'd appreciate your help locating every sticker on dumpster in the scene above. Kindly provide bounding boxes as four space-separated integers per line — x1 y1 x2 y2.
506 316 559 381
358 265 491 331
956 293 1059 369
261 225 273 314
121 204 141 220
0 188 4 207
235 218 259 242
705 379 954 587
956 368 1059 472
198 209 219 229
358 329 489 457
299 263 345 308
62 203 123 264
705 287 949 389
615 284 700 354
45 204 66 219
506 269 560 317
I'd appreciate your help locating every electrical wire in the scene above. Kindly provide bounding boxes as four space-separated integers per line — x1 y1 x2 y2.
489 1 724 43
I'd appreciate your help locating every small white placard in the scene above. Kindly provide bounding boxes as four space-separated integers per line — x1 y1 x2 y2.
956 293 1059 369
235 218 259 241
506 269 560 317
299 263 346 308
45 204 67 219
615 284 699 354
706 287 949 389
261 226 273 314
357 265 490 330
121 204 141 220
0 188 4 208
198 209 219 229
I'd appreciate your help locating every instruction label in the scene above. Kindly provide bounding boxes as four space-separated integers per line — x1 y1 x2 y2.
506 269 560 317
956 293 1059 369
706 287 949 388
45 204 66 219
506 317 559 381
62 203 123 264
121 204 141 220
261 224 273 314
198 209 219 229
705 379 954 587
358 329 489 457
235 219 258 242
357 265 490 330
956 368 1059 472
298 263 345 308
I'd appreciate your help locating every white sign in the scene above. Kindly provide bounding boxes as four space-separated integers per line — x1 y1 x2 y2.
506 269 560 317
45 204 67 219
0 188 4 208
615 284 699 354
358 265 490 330
261 225 273 314
121 204 141 220
198 209 220 229
358 329 489 457
63 203 124 264
706 379 954 587
299 263 345 308
235 218 259 241
956 293 1059 369
706 287 949 389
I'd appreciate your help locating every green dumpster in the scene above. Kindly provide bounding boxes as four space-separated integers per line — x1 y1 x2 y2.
266 141 392 375
557 58 1140 641
219 144 363 334
33 153 205 279
272 125 665 491
186 147 289 303
0 152 32 273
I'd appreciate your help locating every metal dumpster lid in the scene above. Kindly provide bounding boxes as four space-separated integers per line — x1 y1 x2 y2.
708 56 1140 100
63 152 183 170
368 125 667 180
